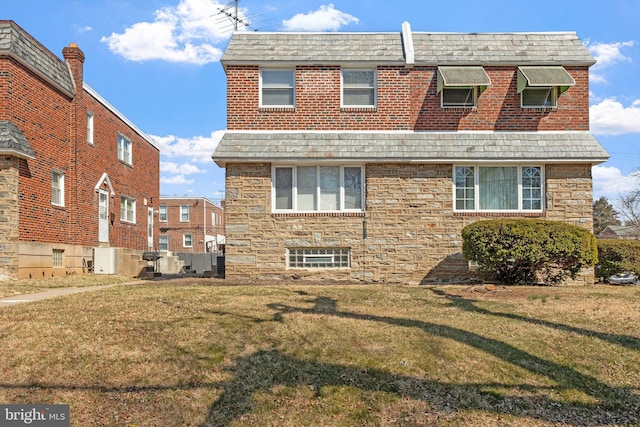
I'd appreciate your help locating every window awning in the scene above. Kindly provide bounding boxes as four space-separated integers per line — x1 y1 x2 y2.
437 66 491 93
517 66 575 93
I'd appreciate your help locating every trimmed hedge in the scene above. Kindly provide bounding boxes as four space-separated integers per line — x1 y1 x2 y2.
462 219 597 285
596 239 640 280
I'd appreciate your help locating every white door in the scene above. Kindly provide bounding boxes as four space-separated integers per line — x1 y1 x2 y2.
147 207 154 249
99 189 109 243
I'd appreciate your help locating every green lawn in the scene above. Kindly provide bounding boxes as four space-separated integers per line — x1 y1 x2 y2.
0 279 638 426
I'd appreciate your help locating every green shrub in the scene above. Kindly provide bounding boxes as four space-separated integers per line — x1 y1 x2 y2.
462 219 597 285
596 239 640 280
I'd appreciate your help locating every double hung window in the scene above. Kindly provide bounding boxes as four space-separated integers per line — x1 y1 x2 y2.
274 165 363 212
517 66 575 108
159 204 167 222
52 171 64 207
341 69 376 107
454 165 542 212
117 134 132 165
120 196 136 223
180 205 190 222
159 235 169 251
260 69 295 107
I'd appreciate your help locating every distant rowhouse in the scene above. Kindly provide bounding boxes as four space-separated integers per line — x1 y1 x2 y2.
0 21 160 278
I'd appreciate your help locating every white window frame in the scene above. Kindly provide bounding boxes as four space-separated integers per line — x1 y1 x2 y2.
260 69 295 108
86 111 94 144
159 235 169 251
341 69 377 108
272 164 365 213
117 133 132 165
120 196 136 223
183 233 193 248
180 205 190 222
441 86 477 108
159 204 167 222
52 170 64 207
453 165 544 212
521 86 557 108
52 249 64 268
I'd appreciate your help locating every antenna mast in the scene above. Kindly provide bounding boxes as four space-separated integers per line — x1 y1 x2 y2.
218 0 251 31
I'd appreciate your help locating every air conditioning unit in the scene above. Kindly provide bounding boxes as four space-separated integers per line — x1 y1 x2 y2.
93 247 119 274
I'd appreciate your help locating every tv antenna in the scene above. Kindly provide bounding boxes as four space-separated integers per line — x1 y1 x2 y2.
217 0 255 32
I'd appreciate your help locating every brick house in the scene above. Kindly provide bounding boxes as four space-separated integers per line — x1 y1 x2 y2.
212 22 608 284
0 21 160 279
158 196 225 253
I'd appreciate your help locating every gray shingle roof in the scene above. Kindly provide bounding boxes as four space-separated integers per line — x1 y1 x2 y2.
213 131 608 167
221 28 595 66
0 21 75 96
0 121 36 159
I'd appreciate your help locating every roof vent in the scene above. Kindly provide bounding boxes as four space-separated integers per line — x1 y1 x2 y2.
401 21 415 68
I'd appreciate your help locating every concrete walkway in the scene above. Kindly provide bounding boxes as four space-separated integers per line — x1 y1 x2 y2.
0 281 142 307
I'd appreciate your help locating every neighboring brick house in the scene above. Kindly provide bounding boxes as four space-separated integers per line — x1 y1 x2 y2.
213 22 609 284
0 21 160 278
158 197 225 253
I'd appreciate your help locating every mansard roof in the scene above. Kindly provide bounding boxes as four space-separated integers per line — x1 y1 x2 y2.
213 131 608 167
0 121 36 159
221 22 595 67
0 20 75 97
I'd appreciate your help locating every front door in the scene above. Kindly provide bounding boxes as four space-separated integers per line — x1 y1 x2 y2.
99 189 109 243
147 207 154 249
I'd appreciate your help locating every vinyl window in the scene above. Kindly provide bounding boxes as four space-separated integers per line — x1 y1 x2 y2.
180 205 189 222
159 204 167 222
260 69 295 107
183 234 193 248
86 111 94 144
52 171 64 207
117 134 132 165
342 69 376 107
454 165 543 212
159 235 169 251
120 196 136 223
274 165 363 212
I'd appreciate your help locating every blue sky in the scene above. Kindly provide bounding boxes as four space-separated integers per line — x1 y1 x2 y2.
4 0 640 206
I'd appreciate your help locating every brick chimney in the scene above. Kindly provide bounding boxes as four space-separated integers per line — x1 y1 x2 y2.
62 43 85 91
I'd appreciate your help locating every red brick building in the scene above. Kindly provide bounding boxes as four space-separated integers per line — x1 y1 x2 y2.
213 22 608 284
0 21 160 278
158 197 224 253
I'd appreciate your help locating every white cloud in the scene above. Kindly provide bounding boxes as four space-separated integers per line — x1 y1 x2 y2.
101 0 230 64
281 4 359 31
593 165 638 201
585 40 634 83
161 174 195 185
152 130 224 162
161 161 205 175
590 98 640 135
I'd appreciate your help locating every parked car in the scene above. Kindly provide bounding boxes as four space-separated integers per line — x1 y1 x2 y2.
608 271 638 285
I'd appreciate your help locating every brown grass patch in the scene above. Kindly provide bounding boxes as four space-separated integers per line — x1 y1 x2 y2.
0 279 638 426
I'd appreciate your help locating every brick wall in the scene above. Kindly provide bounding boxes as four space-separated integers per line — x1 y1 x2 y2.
158 197 224 253
226 65 590 131
0 41 159 277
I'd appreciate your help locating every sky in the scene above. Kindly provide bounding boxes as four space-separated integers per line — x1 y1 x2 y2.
4 0 640 207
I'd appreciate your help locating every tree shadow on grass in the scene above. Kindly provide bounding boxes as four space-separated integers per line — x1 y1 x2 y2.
429 288 640 351
200 295 639 426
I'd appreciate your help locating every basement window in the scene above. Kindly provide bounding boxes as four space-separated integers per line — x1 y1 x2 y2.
288 248 350 269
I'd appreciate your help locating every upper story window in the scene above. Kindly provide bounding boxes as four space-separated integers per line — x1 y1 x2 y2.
454 165 543 212
341 69 376 107
437 66 491 108
180 205 190 222
86 111 94 144
159 204 167 222
117 134 132 165
120 196 136 223
517 66 575 109
273 165 364 212
52 171 64 207
260 69 295 107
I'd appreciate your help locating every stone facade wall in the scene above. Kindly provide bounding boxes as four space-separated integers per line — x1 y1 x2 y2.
0 157 20 278
223 162 596 285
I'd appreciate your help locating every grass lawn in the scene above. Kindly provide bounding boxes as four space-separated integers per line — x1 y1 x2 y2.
0 278 639 426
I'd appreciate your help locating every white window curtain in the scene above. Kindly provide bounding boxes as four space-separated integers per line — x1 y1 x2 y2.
320 166 340 211
343 167 362 209
479 167 518 210
297 166 317 210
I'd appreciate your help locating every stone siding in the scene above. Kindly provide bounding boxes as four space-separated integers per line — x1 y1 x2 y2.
223 162 595 285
